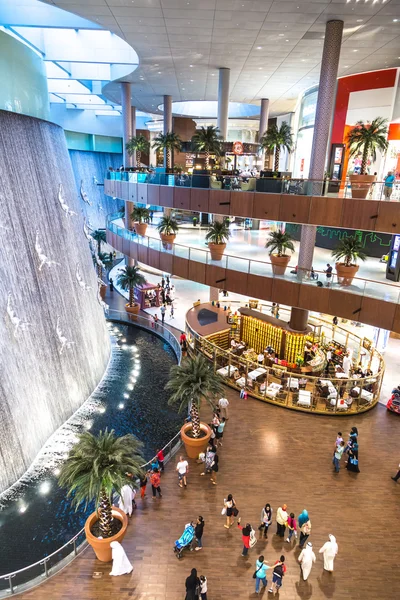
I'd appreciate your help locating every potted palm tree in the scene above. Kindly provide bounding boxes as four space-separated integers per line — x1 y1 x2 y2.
205 220 231 261
332 235 367 286
131 206 150 236
58 429 144 562
259 122 293 192
91 229 107 297
126 134 150 167
157 215 179 247
166 355 224 458
265 229 295 275
116 265 146 317
347 118 389 198
152 132 182 169
191 125 222 170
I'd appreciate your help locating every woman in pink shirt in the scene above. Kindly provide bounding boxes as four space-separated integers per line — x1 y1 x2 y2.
286 513 297 543
237 517 252 556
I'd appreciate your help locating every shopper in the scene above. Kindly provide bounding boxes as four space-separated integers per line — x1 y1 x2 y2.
185 568 200 600
224 494 237 528
139 472 147 499
346 440 360 473
333 440 345 473
200 445 216 476
268 555 286 594
344 426 358 452
118 484 136 516
156 448 165 471
150 468 162 499
176 455 189 488
254 555 270 594
391 463 400 482
298 510 311 548
160 304 166 324
199 575 207 600
209 452 219 485
152 313 158 329
218 396 229 420
298 542 316 581
336 432 343 446
193 516 205 551
258 503 273 539
319 534 338 572
324 263 333 286
276 504 288 538
237 518 252 556
109 277 114 291
384 170 395 199
170 304 174 319
216 417 226 447
286 512 297 543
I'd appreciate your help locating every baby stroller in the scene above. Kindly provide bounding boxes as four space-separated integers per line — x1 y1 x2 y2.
173 523 195 559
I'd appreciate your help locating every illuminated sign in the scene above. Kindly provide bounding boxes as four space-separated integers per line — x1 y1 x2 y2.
232 141 244 155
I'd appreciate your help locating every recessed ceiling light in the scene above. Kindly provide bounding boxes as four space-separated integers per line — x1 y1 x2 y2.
257 46 262 49
357 19 363 22
158 71 161 74
394 19 399 22
353 49 358 52
190 64 193 67
154 63 159 66
279 34 284 37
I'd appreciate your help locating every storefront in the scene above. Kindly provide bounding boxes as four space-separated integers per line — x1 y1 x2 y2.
292 86 318 178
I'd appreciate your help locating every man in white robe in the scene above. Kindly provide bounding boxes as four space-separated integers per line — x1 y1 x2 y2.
298 542 316 580
319 534 338 572
118 484 136 516
110 541 133 576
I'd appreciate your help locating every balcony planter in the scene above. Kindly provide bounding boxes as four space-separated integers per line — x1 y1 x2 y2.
349 174 375 199
180 422 212 459
270 254 291 275
84 507 128 562
160 233 176 248
125 303 140 320
134 222 148 236
208 242 226 261
335 263 359 286
99 283 107 300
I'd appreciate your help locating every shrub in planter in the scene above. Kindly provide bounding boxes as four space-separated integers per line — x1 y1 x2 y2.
205 220 231 261
265 229 295 275
332 236 367 286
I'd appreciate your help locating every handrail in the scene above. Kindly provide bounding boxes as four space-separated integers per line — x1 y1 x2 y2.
0 312 183 596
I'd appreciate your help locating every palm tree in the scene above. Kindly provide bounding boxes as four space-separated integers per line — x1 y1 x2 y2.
205 220 231 245
166 355 224 438
58 429 144 538
92 229 106 255
346 118 389 175
259 122 293 172
157 216 179 236
191 126 222 170
131 206 150 224
126 134 150 167
152 132 182 169
265 230 295 257
116 265 146 307
332 236 367 267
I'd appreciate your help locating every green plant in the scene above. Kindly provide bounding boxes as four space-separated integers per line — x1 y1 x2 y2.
331 236 367 267
173 164 184 173
152 132 182 169
116 265 146 307
157 216 179 236
191 125 222 169
58 429 143 538
125 134 150 167
131 206 150 224
265 230 295 257
205 220 231 245
91 229 107 254
259 122 293 171
346 118 389 175
166 355 224 438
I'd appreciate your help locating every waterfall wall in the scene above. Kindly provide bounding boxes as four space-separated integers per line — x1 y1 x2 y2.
0 110 111 493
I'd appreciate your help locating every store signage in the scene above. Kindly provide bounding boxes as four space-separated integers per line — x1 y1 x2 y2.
232 141 244 155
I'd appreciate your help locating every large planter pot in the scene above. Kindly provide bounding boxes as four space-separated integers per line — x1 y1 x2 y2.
270 254 291 275
85 506 128 562
208 243 226 261
125 302 140 320
134 222 148 236
180 422 212 459
349 174 375 199
335 263 359 286
99 283 107 299
160 233 176 248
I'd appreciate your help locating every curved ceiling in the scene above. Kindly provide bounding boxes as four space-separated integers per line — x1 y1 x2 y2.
42 1 400 116
158 100 261 118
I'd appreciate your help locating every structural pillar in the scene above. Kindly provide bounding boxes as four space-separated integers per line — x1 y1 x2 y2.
131 105 137 167
291 19 344 332
163 94 172 168
121 82 132 167
258 98 269 170
217 68 230 140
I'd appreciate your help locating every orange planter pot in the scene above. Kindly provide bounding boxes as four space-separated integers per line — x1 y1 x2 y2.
134 222 148 236
160 233 176 249
99 283 107 299
180 422 212 459
208 243 226 261
349 174 375 199
84 506 128 562
125 303 139 320
270 254 291 275
335 263 359 286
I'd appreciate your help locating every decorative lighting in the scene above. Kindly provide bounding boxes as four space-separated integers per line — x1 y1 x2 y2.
124 393 129 398
19 505 27 514
118 403 125 409
127 384 134 390
40 481 51 495
99 407 106 414
122 338 127 342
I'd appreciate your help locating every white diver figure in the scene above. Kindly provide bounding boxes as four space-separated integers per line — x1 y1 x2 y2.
75 263 91 291
80 180 92 206
35 232 60 271
6 292 30 337
58 184 77 217
56 316 75 355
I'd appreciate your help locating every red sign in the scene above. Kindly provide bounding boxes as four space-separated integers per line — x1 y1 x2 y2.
232 141 243 155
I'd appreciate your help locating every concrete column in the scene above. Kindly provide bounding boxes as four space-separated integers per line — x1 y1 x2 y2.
131 106 137 167
149 131 157 168
259 98 269 169
163 94 172 167
121 82 132 167
125 200 134 231
289 308 309 332
217 68 230 140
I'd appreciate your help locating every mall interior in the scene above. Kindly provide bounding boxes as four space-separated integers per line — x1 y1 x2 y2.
1 0 400 598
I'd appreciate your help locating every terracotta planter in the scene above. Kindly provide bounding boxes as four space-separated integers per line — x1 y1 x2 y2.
99 283 107 299
208 243 226 261
335 263 359 286
270 254 291 275
134 222 148 236
180 422 212 459
84 506 128 562
349 174 375 199
125 302 140 320
160 233 176 248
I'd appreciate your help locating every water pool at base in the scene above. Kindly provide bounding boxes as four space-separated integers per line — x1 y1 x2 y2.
0 323 181 583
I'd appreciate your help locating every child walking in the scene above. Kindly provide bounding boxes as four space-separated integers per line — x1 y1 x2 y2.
286 513 297 543
200 575 207 600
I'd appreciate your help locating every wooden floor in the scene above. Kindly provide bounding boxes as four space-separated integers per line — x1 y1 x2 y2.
17 384 400 600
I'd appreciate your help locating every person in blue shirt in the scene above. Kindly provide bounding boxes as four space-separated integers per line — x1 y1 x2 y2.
254 555 270 593
384 171 395 199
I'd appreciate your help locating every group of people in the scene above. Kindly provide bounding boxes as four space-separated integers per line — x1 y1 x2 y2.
333 427 360 473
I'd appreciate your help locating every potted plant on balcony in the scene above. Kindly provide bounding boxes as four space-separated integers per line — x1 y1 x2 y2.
346 118 389 199
205 220 231 261
126 134 150 168
131 206 150 236
157 215 179 248
265 229 295 275
58 429 144 562
332 235 367 286
91 229 108 298
152 132 182 170
259 122 293 192
166 355 224 458
117 265 146 317
191 125 222 170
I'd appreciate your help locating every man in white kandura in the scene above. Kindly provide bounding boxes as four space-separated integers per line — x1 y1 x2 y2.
118 484 137 517
298 542 316 580
319 534 338 572
109 541 133 576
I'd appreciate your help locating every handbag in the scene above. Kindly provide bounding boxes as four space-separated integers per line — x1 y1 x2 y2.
221 506 227 515
249 527 257 548
253 561 264 579
232 507 239 517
